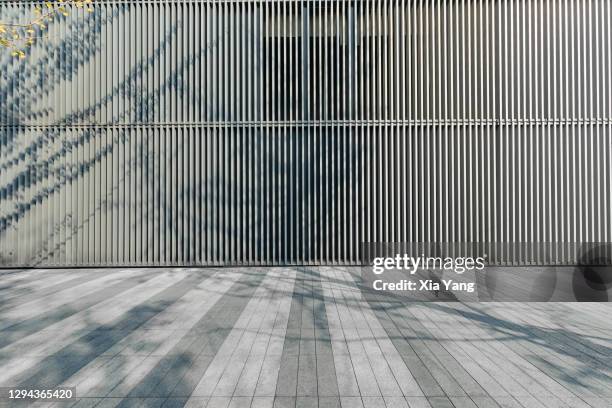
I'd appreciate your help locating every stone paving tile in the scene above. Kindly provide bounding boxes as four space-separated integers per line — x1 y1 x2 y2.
0 267 610 408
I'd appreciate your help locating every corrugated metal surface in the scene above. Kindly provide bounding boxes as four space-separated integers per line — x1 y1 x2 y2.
1 0 611 267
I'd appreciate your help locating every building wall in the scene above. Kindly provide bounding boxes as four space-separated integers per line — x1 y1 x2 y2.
1 0 611 266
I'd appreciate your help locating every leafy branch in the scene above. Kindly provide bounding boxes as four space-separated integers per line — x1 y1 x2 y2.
0 0 94 58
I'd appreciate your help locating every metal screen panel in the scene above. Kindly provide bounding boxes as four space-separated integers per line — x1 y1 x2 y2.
1 0 611 266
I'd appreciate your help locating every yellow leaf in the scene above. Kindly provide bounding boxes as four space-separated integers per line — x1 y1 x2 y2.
45 2 54 9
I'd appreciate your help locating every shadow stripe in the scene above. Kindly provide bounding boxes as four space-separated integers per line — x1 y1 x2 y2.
311 268 340 398
0 271 152 348
0 271 92 311
367 306 445 396
9 271 212 388
109 268 268 406
274 268 304 398
276 267 340 400
345 268 445 397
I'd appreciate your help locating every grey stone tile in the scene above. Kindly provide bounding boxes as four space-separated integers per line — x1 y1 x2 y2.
275 355 298 397
274 397 296 408
251 397 275 408
296 354 317 396
339 397 364 408
581 397 612 408
228 397 253 408
70 398 105 408
404 397 432 408
449 397 479 408
318 397 341 408
93 398 122 408
161 398 190 408
426 397 455 408
469 396 503 408
382 397 409 408
8 273 203 389
1 268 611 408
205 397 231 408
182 397 210 408
296 397 318 408
361 397 386 408
316 350 339 397
488 397 523 408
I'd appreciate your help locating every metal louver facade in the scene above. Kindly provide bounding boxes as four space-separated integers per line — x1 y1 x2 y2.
1 0 611 267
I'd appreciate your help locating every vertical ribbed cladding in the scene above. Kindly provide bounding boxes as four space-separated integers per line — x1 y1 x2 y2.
0 0 611 267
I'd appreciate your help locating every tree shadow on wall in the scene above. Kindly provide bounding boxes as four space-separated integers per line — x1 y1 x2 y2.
0 4 251 266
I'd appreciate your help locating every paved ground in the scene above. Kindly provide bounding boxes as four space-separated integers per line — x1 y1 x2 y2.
0 267 611 408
